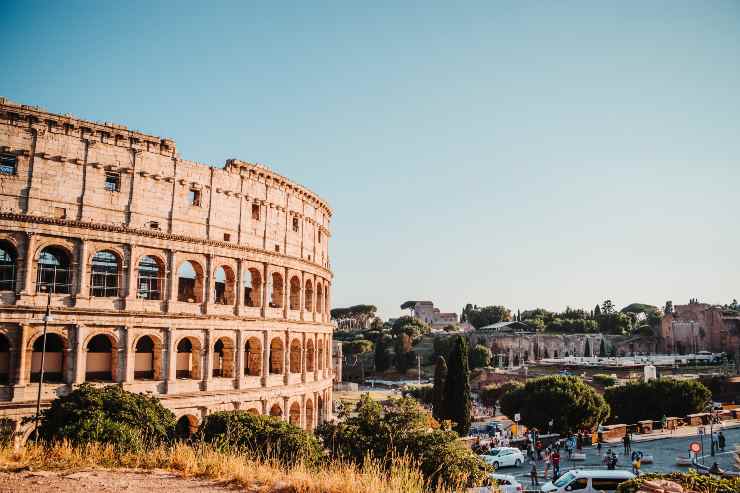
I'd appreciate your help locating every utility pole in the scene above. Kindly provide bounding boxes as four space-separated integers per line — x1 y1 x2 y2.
416 353 421 385
34 286 53 442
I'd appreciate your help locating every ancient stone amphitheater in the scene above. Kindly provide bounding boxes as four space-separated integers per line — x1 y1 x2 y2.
0 98 335 442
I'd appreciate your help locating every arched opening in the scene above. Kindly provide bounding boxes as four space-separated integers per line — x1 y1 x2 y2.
177 261 204 303
318 341 324 370
245 337 262 376
304 279 313 311
86 334 115 382
0 334 10 384
212 337 235 378
137 255 164 300
36 246 72 294
305 399 314 430
135 335 162 380
269 403 282 418
175 415 198 440
289 276 300 310
176 337 202 379
306 339 315 372
90 250 121 297
289 339 302 373
31 333 65 382
213 266 235 305
269 272 283 308
289 402 301 426
244 268 262 307
269 337 283 374
0 241 17 292
316 284 323 314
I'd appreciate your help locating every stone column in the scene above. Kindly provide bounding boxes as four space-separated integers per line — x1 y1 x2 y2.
300 271 305 321
311 275 317 322
125 244 138 302
300 393 306 429
203 254 212 313
313 333 319 380
203 330 213 386
74 324 86 384
165 249 177 309
234 259 244 316
235 330 244 389
282 395 290 423
282 266 289 319
166 327 177 393
261 262 268 317
261 330 270 386
301 332 306 383
14 324 29 385
77 239 89 298
21 233 36 295
124 326 135 384
283 330 289 385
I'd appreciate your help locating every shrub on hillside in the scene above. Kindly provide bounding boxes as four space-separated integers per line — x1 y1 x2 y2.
404 384 434 405
616 471 740 493
36 384 176 451
316 395 489 489
592 373 617 387
197 411 322 467
604 378 711 424
479 381 523 408
469 344 492 369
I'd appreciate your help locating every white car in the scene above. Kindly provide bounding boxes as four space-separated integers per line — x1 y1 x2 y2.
480 447 525 469
468 473 523 493
540 469 635 493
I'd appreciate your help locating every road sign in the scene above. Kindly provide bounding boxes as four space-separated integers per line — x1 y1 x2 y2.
689 442 702 453
698 426 705 435
514 413 521 422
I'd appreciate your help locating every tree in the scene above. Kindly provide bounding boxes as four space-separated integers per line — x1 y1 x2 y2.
374 336 391 372
469 344 492 369
601 300 615 315
499 376 610 434
36 384 176 451
432 356 448 420
465 305 512 329
443 336 472 435
599 339 607 357
394 333 416 373
583 339 591 357
479 381 523 408
594 304 601 317
342 339 374 355
391 316 431 341
331 304 378 328
605 379 711 424
664 300 674 315
596 312 631 335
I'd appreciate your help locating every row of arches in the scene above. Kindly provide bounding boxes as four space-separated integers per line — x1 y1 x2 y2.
0 331 331 385
0 240 329 313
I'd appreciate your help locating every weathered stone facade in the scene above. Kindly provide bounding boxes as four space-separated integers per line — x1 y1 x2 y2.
0 98 334 442
660 302 740 355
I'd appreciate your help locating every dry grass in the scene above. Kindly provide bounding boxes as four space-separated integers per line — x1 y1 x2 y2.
0 441 459 493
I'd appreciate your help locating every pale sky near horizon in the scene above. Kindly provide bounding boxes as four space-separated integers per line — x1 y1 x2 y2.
2 2 738 319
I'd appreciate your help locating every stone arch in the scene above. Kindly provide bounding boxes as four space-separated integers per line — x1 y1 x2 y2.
136 254 165 300
212 336 235 378
289 401 301 426
85 333 118 382
244 336 262 376
0 333 10 384
289 338 302 373
270 272 283 308
36 245 74 294
289 275 301 310
269 337 283 374
133 334 163 380
0 239 18 292
89 249 122 298
305 398 314 430
316 283 323 314
269 403 282 418
176 336 202 379
175 414 199 439
177 260 204 303
213 265 236 305
304 279 313 311
28 331 67 383
244 268 262 307
306 339 315 372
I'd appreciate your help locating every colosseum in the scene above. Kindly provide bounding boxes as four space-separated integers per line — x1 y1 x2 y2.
0 97 335 442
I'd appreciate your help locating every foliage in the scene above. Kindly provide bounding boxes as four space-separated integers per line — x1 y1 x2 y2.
405 385 434 405
499 376 609 433
601 300 615 314
198 411 322 467
35 384 175 451
465 305 512 329
469 344 492 369
620 303 659 314
596 312 632 335
442 336 472 435
604 379 711 424
400 300 419 311
616 471 740 493
583 339 591 357
599 339 607 357
545 318 598 333
392 316 431 341
432 336 455 361
394 333 417 373
331 304 377 322
592 373 617 387
374 336 392 372
443 324 458 332
594 304 601 317
343 339 374 355
478 381 523 408
432 356 447 420
316 395 489 489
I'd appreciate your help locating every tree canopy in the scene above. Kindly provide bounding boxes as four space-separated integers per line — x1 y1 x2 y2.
469 344 492 369
464 305 512 329
442 336 472 435
604 379 711 424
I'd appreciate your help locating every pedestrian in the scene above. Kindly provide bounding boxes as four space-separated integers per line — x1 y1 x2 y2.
536 439 544 460
623 433 631 455
530 462 539 486
660 415 668 433
551 449 561 479
632 454 641 476
718 431 726 451
596 438 602 453
543 448 551 479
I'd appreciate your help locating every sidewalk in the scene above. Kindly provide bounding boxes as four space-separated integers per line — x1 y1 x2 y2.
602 419 740 444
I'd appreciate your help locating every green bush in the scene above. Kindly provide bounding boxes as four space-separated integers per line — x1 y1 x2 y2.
469 344 492 369
605 378 711 424
197 411 322 467
316 395 489 489
617 471 740 493
479 381 523 408
592 373 617 387
343 339 374 355
404 385 434 405
36 384 176 451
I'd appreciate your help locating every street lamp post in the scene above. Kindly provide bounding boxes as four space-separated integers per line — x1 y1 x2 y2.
33 286 53 442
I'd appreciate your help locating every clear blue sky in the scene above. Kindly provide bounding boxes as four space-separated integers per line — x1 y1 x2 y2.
2 2 738 319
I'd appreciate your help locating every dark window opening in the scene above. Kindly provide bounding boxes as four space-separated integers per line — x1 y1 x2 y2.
292 217 299 232
0 153 17 175
188 188 201 206
275 244 280 253
148 221 160 230
90 250 120 297
0 242 17 291
252 204 260 220
318 231 322 243
223 233 231 242
137 255 163 300
104 171 120 192
37 246 71 294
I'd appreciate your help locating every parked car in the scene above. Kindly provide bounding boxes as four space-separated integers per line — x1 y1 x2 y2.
480 447 525 469
540 469 635 493
468 473 523 493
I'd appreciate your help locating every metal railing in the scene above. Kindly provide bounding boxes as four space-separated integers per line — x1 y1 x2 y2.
36 266 72 294
0 265 15 291
137 275 165 300
90 271 121 298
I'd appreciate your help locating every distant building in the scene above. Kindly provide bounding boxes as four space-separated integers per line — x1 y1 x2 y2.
660 301 740 355
408 301 467 331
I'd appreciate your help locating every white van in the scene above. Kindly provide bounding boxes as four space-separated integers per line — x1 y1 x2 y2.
540 469 635 493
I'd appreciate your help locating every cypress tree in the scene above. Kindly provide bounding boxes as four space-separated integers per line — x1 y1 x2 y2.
599 339 607 357
443 336 471 435
584 339 591 357
594 304 602 317
374 337 391 372
432 355 447 420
